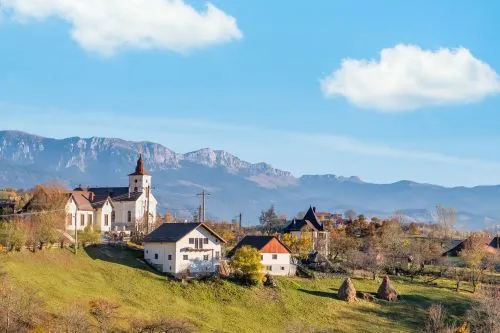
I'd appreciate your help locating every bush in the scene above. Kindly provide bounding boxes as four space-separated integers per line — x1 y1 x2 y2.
89 298 120 333
230 246 265 286
130 317 193 333
0 275 44 332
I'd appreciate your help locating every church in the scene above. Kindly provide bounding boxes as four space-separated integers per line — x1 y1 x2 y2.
65 155 158 234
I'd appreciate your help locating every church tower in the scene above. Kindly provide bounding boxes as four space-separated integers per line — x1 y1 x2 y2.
128 154 152 194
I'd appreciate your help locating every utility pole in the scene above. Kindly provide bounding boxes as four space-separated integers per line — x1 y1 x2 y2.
238 213 242 242
196 189 210 223
74 214 78 254
145 185 150 234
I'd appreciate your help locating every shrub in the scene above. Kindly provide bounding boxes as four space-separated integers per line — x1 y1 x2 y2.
89 298 120 333
130 317 193 333
230 246 264 285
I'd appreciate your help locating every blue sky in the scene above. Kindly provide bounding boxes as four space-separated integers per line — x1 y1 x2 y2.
1 0 500 186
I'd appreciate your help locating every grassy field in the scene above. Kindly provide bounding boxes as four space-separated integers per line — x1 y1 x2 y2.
0 246 474 333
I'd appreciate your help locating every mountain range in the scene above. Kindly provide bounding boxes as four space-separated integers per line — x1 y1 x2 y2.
1 130 499 230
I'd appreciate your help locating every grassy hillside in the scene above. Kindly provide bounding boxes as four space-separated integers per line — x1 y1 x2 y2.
0 246 473 332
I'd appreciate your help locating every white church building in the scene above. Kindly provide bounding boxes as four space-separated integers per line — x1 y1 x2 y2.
65 154 157 233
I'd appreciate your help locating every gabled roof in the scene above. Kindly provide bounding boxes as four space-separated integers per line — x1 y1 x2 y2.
69 191 94 211
143 223 226 243
283 206 324 233
443 236 497 257
489 236 499 249
227 235 291 257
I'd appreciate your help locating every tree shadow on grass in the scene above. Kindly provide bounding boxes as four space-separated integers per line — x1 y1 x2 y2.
84 244 166 279
298 288 339 299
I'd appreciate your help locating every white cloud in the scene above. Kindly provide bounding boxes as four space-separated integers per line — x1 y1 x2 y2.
2 0 242 55
321 44 500 112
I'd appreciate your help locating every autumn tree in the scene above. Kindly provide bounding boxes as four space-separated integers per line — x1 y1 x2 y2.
281 233 313 258
328 230 360 261
230 246 264 285
460 233 494 293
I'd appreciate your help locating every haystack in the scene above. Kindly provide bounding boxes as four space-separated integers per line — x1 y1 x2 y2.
338 278 357 302
377 276 398 301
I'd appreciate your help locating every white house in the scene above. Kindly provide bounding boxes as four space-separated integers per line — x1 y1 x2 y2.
143 222 226 277
228 235 296 276
65 154 157 233
65 191 113 232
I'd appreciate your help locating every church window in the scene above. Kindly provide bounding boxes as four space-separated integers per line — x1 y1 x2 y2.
127 211 132 222
104 214 109 226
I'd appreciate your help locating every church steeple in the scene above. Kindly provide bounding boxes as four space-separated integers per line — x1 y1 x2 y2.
128 154 152 194
129 154 150 176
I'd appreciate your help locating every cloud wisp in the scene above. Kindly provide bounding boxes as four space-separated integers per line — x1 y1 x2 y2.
321 44 500 112
2 104 498 172
2 0 243 56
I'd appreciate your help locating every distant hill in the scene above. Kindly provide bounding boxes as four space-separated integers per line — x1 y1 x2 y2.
1 130 499 229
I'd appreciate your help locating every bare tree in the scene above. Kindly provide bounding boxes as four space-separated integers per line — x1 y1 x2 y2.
435 205 456 241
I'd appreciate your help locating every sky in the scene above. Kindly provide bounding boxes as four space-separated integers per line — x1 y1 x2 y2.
1 0 500 187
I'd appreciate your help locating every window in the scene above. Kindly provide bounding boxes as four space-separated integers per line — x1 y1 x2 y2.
146 250 148 254
154 253 158 260
203 238 209 244
88 214 93 226
272 254 278 260
168 255 172 260
134 187 138 192
104 214 109 226
203 255 209 261
266 265 272 271
193 238 205 249
215 251 220 259
134 179 138 183
111 211 115 222
127 211 132 222
189 238 194 244
281 266 285 271
80 214 85 226
260 255 263 260
183 255 188 260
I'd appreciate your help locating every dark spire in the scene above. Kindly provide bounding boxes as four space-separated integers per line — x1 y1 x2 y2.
129 153 150 176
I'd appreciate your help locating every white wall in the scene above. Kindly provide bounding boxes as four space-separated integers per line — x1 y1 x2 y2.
96 200 113 232
65 199 94 232
261 253 293 276
144 242 177 273
175 226 222 274
111 193 157 232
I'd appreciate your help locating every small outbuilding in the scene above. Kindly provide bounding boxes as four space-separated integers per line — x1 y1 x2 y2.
228 235 296 276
